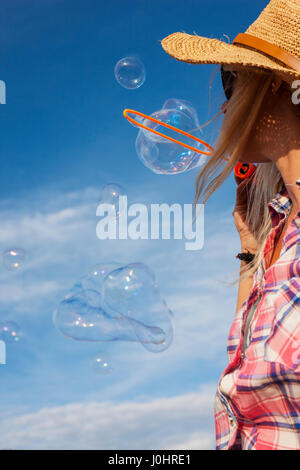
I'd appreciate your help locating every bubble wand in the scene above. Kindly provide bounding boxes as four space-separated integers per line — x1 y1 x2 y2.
123 108 256 179
123 109 215 156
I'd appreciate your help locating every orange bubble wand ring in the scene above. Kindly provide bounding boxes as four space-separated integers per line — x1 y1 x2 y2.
123 109 214 156
123 109 256 179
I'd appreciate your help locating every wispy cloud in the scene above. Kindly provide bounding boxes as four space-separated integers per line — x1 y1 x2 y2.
0 384 216 450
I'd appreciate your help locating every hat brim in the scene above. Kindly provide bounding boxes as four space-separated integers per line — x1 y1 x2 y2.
160 32 300 83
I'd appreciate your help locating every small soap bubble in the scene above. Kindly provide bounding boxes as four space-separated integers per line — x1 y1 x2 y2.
98 184 126 218
2 248 26 271
135 99 208 175
92 351 113 375
114 57 146 90
0 321 22 343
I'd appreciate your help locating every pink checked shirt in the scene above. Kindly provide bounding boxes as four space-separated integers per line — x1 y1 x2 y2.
215 185 300 450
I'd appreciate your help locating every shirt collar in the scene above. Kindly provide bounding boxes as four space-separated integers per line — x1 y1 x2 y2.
267 185 292 228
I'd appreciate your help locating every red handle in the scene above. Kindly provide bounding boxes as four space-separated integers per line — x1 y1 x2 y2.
234 162 256 180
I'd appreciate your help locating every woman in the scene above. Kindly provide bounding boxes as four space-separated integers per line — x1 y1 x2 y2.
161 0 300 450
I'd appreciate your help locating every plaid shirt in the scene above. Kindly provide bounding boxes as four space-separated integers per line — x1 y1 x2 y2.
215 185 300 450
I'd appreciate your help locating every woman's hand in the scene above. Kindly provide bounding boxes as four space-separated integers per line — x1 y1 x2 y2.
233 173 259 253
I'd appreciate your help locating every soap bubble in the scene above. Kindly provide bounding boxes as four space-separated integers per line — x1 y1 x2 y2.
0 321 22 343
2 248 26 271
134 99 209 174
55 286 160 344
102 263 174 352
54 263 174 352
92 351 113 375
114 57 146 89
98 184 126 218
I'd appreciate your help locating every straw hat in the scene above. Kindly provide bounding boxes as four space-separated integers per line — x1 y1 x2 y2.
160 0 300 84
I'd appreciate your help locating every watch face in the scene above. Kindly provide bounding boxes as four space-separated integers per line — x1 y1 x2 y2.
221 65 236 100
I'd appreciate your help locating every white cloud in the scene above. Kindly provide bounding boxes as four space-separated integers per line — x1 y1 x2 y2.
169 433 213 450
0 384 216 450
0 280 60 304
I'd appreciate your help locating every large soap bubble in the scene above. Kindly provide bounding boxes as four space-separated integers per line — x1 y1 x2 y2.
0 321 22 343
135 99 209 174
54 263 174 353
102 263 174 353
2 248 26 271
114 57 146 90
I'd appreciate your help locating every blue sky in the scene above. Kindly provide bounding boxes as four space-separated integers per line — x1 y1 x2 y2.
0 0 268 450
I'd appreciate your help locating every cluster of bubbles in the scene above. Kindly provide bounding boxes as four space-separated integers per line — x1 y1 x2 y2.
134 98 209 175
114 56 209 176
1 248 25 345
53 262 174 373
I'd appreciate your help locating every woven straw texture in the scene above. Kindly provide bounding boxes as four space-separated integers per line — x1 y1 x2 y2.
160 0 300 81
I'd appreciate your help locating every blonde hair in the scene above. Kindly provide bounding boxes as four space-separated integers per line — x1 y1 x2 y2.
193 67 288 284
